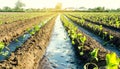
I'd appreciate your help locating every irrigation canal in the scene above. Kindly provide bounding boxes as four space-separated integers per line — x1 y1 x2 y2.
45 15 83 69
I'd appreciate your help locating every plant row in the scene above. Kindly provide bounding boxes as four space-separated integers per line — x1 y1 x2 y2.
0 15 56 60
0 15 57 69
69 12 120 30
0 13 55 45
60 15 120 69
0 12 53 24
66 14 120 49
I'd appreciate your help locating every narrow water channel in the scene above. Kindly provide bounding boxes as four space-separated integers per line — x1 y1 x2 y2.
0 17 52 61
65 16 120 57
45 15 83 69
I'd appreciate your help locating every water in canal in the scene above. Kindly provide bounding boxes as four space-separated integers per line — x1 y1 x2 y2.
45 15 83 69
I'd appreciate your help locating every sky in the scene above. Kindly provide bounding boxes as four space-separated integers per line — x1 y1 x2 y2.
0 0 120 9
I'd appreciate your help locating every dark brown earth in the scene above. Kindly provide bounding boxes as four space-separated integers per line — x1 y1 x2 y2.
61 18 110 68
37 56 53 69
0 16 57 69
74 30 110 67
66 15 120 49
69 14 120 31
85 18 120 32
0 14 53 45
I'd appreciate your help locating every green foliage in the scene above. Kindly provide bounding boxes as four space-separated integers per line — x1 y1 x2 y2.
0 42 5 52
90 48 99 61
15 39 19 42
115 21 120 28
34 25 40 31
109 35 113 40
80 36 86 45
0 20 2 24
14 0 25 11
61 15 87 56
0 42 8 57
72 40 75 45
2 6 12 12
106 52 119 69
0 51 9 56
103 31 108 39
99 25 103 31
80 52 84 56
28 25 39 35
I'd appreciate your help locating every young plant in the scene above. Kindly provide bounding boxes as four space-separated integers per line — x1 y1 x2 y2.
98 25 103 35
15 39 19 42
84 48 99 69
80 18 85 26
106 52 120 69
34 25 40 32
80 36 86 46
0 42 5 52
79 35 86 56
115 21 120 28
90 48 99 61
29 31 35 35
103 31 108 39
22 35 26 38
109 35 113 41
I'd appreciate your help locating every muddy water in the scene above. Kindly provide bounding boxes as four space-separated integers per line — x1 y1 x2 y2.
45 15 83 69
65 16 120 57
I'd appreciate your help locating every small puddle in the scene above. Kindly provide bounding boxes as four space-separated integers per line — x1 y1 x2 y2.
0 17 53 61
65 16 120 57
45 15 83 69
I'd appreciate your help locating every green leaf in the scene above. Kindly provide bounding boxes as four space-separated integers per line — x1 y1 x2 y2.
72 40 75 45
90 48 99 61
80 52 84 55
106 52 119 69
34 25 39 31
0 42 5 52
80 36 86 44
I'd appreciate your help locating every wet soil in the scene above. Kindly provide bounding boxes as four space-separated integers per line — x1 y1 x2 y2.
0 16 56 69
66 14 120 49
69 14 120 32
0 14 53 45
85 18 120 32
62 15 110 67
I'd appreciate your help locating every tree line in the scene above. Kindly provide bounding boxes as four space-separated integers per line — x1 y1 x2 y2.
0 0 120 12
0 0 25 12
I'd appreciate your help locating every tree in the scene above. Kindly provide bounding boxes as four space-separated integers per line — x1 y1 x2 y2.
95 7 105 11
88 7 105 12
3 6 12 12
117 8 120 11
55 3 62 10
0 8 2 12
14 0 25 11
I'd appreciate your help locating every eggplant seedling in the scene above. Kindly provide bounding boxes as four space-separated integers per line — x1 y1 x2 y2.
0 42 5 52
34 25 40 31
106 52 120 69
15 39 19 42
109 35 113 41
90 48 99 61
115 21 120 28
98 25 103 35
103 32 108 39
80 36 86 46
